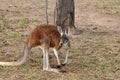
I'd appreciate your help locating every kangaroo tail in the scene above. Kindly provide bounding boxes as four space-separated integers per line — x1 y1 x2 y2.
0 46 31 66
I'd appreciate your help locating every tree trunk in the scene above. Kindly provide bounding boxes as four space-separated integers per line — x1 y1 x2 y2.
54 0 76 35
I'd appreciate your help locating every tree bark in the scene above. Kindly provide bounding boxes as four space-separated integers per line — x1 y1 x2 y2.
54 0 76 35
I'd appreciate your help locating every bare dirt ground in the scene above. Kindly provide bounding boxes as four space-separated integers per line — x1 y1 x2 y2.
0 0 120 80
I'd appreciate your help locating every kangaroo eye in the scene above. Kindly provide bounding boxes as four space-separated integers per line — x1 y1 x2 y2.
65 37 68 41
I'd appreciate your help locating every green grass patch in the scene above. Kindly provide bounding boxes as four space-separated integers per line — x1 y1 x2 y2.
14 18 30 28
116 38 120 43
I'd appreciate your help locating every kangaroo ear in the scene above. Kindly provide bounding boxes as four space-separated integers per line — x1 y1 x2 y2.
57 26 63 36
65 29 68 35
65 28 69 37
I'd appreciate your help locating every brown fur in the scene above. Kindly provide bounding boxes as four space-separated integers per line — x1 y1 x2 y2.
27 24 62 50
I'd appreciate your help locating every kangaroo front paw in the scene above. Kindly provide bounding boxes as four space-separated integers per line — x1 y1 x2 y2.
61 63 66 66
57 65 62 68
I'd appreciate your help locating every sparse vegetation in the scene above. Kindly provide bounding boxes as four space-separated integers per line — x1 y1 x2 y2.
0 0 120 80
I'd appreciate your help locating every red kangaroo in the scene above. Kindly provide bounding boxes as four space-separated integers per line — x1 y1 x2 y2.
0 24 70 73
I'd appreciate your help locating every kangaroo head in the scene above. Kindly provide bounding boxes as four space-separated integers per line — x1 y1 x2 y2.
57 26 70 47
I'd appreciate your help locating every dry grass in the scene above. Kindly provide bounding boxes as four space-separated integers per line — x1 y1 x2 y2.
0 0 120 80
